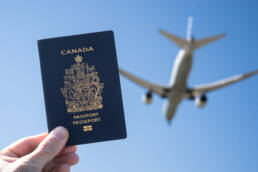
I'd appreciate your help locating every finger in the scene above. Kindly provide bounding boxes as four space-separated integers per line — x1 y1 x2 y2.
43 152 79 171
55 153 79 166
0 155 18 163
25 126 69 169
49 164 70 172
59 146 77 156
2 133 48 157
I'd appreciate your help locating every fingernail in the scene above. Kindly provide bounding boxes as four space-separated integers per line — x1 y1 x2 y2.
53 126 69 140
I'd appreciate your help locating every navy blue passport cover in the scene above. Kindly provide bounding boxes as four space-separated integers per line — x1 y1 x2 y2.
38 31 127 146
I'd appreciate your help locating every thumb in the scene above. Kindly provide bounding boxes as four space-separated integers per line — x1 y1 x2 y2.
25 126 69 169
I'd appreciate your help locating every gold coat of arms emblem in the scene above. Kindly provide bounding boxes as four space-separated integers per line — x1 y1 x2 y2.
61 55 104 113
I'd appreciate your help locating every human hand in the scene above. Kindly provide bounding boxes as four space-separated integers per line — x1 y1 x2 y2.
0 126 79 172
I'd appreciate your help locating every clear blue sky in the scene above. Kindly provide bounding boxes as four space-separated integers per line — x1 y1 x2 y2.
0 1 257 172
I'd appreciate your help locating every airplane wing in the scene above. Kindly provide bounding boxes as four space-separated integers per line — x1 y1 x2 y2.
119 68 170 97
190 69 258 96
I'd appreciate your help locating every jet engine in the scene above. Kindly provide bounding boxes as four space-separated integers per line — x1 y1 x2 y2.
142 91 153 104
195 95 207 108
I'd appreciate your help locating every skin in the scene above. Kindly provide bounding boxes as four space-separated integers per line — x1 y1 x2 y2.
0 126 79 172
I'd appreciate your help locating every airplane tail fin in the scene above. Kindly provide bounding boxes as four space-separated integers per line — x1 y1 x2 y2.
193 33 226 50
159 29 188 48
185 16 226 50
186 16 193 41
160 16 226 50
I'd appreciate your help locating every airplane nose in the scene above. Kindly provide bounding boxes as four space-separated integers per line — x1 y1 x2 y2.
167 120 172 126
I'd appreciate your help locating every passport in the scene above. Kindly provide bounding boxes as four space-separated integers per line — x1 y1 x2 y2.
37 31 127 146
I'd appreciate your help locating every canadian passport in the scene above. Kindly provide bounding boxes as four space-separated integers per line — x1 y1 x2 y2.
38 31 127 146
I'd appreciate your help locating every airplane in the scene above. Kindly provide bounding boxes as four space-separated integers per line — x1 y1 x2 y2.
119 17 258 123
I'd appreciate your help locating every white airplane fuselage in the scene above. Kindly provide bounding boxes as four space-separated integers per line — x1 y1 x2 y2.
164 44 194 121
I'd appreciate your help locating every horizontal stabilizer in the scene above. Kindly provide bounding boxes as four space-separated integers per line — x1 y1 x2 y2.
193 33 226 50
160 29 188 48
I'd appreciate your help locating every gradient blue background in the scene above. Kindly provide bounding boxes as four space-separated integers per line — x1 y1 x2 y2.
0 1 257 172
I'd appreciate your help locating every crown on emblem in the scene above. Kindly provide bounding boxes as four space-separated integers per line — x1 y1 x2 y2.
75 55 83 63
60 55 104 113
